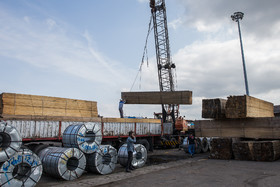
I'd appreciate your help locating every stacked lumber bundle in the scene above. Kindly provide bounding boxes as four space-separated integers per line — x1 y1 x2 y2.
195 118 280 139
225 95 274 118
202 95 274 119
0 93 98 119
209 138 233 160
121 91 192 104
274 105 280 117
233 140 280 161
202 98 227 119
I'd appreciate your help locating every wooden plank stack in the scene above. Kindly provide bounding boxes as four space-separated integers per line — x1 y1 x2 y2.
202 95 274 119
233 140 280 161
0 93 98 119
121 91 192 105
209 138 233 160
225 95 274 118
274 105 280 117
202 98 227 119
195 118 280 139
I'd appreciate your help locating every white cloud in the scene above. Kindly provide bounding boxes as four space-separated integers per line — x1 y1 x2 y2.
137 0 149 3
46 18 57 30
0 9 129 86
23 16 30 23
192 20 223 33
169 18 183 30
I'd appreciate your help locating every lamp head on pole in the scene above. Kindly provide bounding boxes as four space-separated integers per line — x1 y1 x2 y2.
231 12 244 22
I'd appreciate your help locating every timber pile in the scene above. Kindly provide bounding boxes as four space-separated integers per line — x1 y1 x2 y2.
275 105 280 117
195 118 280 139
233 140 280 161
209 138 233 160
0 93 98 119
202 98 227 119
121 91 192 105
225 95 274 118
202 95 274 119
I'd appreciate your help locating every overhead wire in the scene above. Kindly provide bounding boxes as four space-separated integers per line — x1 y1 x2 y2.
130 15 153 91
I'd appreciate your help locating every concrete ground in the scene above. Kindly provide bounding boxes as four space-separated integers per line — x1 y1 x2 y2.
37 149 280 187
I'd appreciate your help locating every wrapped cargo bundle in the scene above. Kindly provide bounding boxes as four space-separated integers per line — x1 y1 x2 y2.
0 148 42 187
0 122 22 162
85 145 118 175
62 122 102 154
38 147 86 181
118 144 147 168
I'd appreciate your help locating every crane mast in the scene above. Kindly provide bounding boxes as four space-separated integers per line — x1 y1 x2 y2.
150 0 178 123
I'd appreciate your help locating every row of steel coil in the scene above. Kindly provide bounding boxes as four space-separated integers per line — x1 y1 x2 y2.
182 137 213 154
0 122 42 187
0 121 148 187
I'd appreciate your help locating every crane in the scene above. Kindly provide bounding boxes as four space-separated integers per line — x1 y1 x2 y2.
150 0 178 124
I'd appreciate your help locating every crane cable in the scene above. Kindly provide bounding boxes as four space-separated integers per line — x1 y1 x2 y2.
130 15 153 91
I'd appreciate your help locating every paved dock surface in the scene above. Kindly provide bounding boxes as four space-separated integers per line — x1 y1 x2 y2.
37 149 280 187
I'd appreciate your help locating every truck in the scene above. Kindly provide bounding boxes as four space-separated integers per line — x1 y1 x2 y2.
0 92 193 151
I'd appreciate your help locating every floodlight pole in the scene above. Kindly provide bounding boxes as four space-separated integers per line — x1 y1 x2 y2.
231 12 250 96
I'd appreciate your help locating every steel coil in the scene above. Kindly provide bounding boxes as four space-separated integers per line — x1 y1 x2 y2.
118 144 147 168
195 138 202 154
182 137 188 153
200 137 209 153
86 145 118 175
38 147 86 181
0 122 22 162
207 137 212 151
0 148 42 187
62 122 102 154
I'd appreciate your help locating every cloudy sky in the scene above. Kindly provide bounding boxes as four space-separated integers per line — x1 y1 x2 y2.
0 0 279 120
